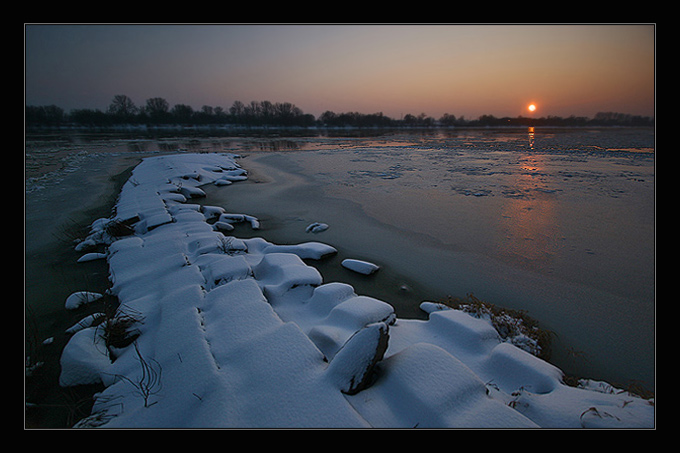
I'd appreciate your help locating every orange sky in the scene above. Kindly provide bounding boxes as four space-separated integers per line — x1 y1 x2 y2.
25 24 655 119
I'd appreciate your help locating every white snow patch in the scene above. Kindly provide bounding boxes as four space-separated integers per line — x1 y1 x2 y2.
65 313 106 334
77 252 107 263
65 291 103 310
59 327 110 386
306 222 329 233
341 258 380 275
218 213 260 230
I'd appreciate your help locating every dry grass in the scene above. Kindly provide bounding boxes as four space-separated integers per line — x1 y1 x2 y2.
439 293 554 361
97 296 144 360
104 219 135 237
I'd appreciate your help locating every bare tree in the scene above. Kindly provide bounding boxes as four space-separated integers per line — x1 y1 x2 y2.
107 95 138 117
229 100 245 116
145 97 169 117
170 104 194 123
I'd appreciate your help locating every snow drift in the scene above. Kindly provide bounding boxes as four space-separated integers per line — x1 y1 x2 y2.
59 153 654 428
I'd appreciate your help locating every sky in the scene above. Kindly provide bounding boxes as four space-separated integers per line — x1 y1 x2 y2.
24 24 655 119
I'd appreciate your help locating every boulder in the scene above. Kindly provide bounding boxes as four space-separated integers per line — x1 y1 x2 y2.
326 322 389 395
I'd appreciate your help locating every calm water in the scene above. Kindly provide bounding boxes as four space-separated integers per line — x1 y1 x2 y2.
25 128 655 423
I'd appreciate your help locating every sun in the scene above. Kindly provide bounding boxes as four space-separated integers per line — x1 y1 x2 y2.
528 104 537 112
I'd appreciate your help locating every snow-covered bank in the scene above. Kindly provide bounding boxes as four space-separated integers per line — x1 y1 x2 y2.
59 153 654 428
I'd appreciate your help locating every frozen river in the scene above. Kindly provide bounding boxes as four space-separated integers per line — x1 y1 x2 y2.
25 127 655 401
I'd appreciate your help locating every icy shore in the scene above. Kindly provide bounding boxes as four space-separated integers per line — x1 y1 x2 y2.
59 153 654 428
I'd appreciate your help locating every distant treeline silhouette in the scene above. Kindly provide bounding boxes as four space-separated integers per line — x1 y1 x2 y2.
26 95 655 129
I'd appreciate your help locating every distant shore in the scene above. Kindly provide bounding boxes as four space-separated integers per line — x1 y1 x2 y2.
26 123 655 136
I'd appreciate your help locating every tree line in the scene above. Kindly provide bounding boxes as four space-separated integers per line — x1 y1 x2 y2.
26 96 315 127
25 94 654 129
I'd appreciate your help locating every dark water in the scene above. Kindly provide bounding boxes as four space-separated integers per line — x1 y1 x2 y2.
25 128 655 426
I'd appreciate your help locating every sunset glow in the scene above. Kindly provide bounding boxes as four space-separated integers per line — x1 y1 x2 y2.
24 24 655 119
528 104 537 112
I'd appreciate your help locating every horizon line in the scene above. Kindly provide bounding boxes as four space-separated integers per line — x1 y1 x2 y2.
25 99 655 122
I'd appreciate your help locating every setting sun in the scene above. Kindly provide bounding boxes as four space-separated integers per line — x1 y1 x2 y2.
528 104 537 112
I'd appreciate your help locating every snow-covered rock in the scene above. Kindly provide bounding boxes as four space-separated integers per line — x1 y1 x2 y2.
253 253 323 298
59 327 109 386
179 185 206 199
326 322 389 395
213 221 235 232
218 213 260 230
65 291 103 310
77 252 107 263
261 242 337 260
347 342 539 428
308 295 395 361
341 258 380 275
306 222 329 233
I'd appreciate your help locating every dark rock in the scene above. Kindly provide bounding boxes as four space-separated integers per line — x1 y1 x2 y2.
326 322 390 395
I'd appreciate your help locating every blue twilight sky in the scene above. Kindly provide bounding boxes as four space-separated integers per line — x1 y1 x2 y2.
24 24 655 119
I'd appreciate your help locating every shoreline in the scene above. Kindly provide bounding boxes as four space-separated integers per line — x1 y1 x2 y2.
26 124 655 136
198 156 441 321
210 151 655 393
25 162 139 428
41 152 653 428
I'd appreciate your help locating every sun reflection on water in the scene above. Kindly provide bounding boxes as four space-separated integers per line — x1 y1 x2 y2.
499 150 560 273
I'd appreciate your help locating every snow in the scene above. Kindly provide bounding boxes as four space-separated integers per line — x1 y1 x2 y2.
60 153 654 428
65 313 106 334
326 322 389 395
59 327 110 387
308 295 395 361
306 222 329 233
218 213 260 230
253 253 323 298
347 342 537 428
77 252 107 263
341 258 380 275
64 291 103 310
